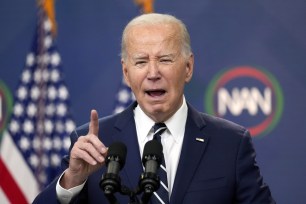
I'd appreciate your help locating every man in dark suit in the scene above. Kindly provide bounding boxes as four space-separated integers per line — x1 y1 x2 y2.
33 13 275 203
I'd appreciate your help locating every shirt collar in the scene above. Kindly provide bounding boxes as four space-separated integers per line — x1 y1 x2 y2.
134 97 188 143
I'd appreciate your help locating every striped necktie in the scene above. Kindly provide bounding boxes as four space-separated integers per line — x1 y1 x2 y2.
151 123 169 204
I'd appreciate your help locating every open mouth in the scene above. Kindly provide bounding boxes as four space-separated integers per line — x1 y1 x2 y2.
145 89 166 97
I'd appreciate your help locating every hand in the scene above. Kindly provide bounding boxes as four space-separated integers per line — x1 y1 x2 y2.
60 110 108 189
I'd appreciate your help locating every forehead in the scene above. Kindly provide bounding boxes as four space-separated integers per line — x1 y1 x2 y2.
126 23 181 55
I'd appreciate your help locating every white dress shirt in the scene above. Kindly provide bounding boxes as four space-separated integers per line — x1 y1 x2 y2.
134 97 187 196
56 97 188 203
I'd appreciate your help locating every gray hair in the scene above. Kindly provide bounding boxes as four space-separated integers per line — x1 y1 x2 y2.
121 13 192 60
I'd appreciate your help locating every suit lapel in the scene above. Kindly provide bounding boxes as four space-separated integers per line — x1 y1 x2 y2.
170 104 209 204
112 102 144 192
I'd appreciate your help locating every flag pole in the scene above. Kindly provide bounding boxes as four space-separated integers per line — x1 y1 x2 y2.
37 0 57 36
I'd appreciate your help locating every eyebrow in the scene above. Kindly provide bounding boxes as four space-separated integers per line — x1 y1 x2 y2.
158 53 176 58
130 52 178 61
131 53 148 60
140 53 177 58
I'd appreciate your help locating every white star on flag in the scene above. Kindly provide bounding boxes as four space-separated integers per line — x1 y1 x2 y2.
113 78 135 114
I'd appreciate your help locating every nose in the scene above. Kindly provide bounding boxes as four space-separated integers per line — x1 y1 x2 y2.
147 60 160 80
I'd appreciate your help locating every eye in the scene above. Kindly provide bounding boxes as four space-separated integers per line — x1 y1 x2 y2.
135 60 147 67
160 58 173 64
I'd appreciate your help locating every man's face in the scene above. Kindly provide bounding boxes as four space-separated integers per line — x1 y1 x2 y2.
122 23 194 122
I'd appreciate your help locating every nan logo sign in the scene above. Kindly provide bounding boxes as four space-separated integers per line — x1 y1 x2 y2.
205 66 284 137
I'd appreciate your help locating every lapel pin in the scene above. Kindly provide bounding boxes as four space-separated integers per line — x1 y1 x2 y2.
196 138 205 143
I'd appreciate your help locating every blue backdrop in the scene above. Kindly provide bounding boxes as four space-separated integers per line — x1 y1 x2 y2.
1 0 306 203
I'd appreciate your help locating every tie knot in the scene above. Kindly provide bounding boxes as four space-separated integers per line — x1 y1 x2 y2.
153 123 167 139
153 122 166 132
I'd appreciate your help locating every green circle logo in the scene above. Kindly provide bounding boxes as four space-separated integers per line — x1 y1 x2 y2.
205 66 284 137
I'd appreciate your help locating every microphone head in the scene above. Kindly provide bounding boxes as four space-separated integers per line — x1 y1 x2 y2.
142 140 163 165
106 141 127 169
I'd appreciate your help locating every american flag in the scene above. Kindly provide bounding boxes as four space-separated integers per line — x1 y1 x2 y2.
113 78 135 114
0 8 75 204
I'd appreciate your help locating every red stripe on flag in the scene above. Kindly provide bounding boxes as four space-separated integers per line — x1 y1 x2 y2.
0 159 28 204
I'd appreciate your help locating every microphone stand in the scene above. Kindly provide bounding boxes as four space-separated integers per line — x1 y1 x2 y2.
100 178 142 204
138 172 160 204
100 178 156 204
120 185 140 204
104 192 119 204
100 172 121 204
139 187 154 204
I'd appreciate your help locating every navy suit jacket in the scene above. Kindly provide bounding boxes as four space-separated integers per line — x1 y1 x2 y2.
33 102 275 203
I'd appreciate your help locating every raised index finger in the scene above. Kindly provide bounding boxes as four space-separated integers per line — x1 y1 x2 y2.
88 109 99 136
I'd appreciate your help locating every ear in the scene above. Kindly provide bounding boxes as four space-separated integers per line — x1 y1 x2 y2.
121 59 131 87
185 54 194 83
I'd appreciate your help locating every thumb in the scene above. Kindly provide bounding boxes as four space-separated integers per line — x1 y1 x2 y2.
88 109 99 136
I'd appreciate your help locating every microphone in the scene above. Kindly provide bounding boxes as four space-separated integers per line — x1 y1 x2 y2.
100 142 127 195
139 140 163 203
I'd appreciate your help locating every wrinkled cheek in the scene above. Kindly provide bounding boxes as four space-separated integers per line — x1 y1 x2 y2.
134 88 146 102
129 83 139 94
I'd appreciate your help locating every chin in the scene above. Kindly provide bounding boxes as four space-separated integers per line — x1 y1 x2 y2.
146 105 166 116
